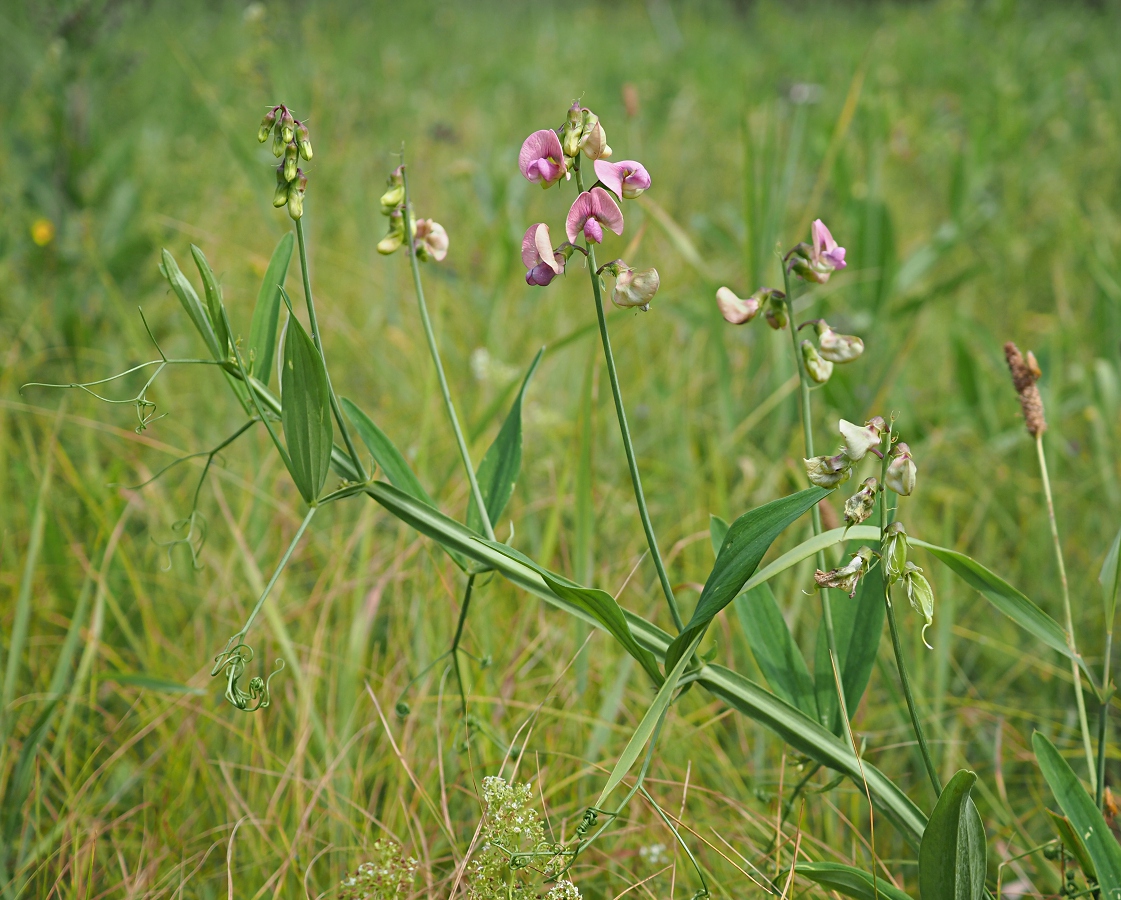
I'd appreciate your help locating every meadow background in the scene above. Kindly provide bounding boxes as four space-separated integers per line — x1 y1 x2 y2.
3 0 1121 896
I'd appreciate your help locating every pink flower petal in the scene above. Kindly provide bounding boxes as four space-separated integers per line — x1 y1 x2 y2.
521 223 548 269
519 130 565 183
594 160 624 197
590 187 624 235
583 218 604 244
566 192 595 243
812 219 837 256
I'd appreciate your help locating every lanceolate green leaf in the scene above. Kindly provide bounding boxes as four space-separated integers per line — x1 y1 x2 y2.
467 348 543 534
484 540 663 685
281 315 332 503
815 553 885 734
918 769 987 900
911 538 1088 676
795 861 913 900
1034 731 1121 899
342 397 434 506
189 244 229 356
709 514 730 556
665 488 829 671
299 440 930 846
248 232 294 386
735 583 816 717
160 248 223 360
1048 810 1097 881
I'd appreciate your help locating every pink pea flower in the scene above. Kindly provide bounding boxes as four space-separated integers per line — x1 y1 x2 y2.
566 187 624 245
612 266 659 310
518 129 568 188
414 219 448 262
812 219 846 270
593 159 651 200
522 223 565 286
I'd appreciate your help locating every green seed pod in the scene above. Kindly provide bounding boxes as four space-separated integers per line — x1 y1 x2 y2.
279 107 295 144
296 121 313 160
883 521 908 585
283 141 298 182
257 107 277 143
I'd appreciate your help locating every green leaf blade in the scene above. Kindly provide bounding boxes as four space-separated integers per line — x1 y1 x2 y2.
795 862 913 900
189 244 229 356
918 769 987 900
160 248 223 360
467 348 543 534
735 583 816 717
665 487 829 671
1100 527 1121 625
248 233 295 386
281 316 332 503
342 397 433 506
1034 731 1121 899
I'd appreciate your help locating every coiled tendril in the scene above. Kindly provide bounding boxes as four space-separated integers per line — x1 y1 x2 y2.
211 642 284 712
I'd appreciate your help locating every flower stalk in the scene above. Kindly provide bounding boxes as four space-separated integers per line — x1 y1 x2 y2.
573 157 682 632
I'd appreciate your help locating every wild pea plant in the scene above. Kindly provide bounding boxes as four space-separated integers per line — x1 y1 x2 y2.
21 99 1121 900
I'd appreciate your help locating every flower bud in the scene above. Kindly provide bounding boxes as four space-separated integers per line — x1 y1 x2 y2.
414 218 449 262
612 266 660 310
883 521 908 585
563 104 583 158
287 171 307 220
582 120 609 160
814 547 874 598
764 294 788 330
839 418 885 461
885 442 917 496
902 561 934 647
843 477 878 527
283 142 300 182
258 107 278 143
272 165 289 208
716 286 761 325
815 321 865 363
279 107 295 144
378 210 406 255
271 128 286 158
296 121 313 160
804 452 853 488
395 701 410 718
801 340 834 384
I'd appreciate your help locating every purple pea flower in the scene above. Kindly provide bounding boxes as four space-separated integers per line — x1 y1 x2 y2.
518 129 568 189
812 219 846 271
566 187 624 245
522 223 565 286
593 159 651 200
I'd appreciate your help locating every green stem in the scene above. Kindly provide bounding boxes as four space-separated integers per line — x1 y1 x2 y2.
1097 650 1111 809
400 166 496 542
573 159 682 632
781 266 838 727
1036 435 1096 793
450 573 476 714
879 422 942 796
294 217 368 481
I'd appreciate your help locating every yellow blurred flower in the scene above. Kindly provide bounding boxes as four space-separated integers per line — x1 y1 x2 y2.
31 218 55 246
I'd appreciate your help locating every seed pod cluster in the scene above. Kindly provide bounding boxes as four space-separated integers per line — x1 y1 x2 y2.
258 104 312 220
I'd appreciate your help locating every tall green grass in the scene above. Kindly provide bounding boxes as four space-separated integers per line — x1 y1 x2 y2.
2 0 1121 895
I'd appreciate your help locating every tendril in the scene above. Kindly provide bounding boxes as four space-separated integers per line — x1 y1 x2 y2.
212 642 285 712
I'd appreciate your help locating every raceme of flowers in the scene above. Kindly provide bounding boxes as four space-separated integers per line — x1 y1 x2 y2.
376 165 449 261
518 102 660 309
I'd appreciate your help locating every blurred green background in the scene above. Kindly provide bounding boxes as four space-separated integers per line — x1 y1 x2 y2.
3 0 1121 896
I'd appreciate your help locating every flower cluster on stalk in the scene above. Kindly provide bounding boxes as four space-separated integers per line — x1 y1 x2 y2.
468 777 575 900
257 104 312 219
376 165 448 261
518 102 659 309
338 839 418 900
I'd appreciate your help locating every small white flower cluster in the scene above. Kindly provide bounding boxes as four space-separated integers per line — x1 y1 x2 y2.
468 777 573 900
338 839 418 900
639 843 669 866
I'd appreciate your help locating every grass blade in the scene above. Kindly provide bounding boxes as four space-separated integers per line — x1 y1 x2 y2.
1100 527 1121 625
248 232 294 386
